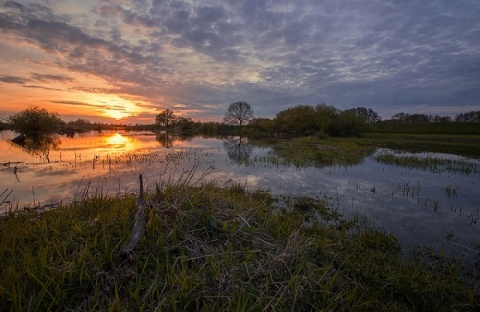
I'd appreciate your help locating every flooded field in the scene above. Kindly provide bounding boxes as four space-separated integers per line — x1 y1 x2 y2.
1 130 479 265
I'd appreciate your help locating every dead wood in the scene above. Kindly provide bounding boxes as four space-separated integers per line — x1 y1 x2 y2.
121 174 147 259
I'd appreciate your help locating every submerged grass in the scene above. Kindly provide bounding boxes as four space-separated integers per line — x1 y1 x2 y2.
251 137 376 168
0 183 478 311
375 152 480 175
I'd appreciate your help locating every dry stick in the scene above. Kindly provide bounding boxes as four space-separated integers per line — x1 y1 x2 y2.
32 186 36 207
121 174 147 259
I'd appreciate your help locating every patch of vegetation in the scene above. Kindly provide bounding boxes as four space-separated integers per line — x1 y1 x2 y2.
375 152 480 175
251 137 376 168
366 121 480 135
357 121 480 158
1 183 478 311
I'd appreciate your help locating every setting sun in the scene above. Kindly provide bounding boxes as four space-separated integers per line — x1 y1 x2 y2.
104 109 129 121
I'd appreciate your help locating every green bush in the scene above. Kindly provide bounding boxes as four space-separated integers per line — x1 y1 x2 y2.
7 106 63 136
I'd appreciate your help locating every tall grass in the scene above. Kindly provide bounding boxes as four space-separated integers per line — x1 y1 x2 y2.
0 182 478 311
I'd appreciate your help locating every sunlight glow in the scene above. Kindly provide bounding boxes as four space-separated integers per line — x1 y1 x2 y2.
105 133 135 153
104 109 129 120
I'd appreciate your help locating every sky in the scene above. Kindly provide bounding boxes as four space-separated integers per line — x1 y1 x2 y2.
0 0 479 124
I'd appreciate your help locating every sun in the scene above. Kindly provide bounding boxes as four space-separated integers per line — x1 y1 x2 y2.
105 109 129 120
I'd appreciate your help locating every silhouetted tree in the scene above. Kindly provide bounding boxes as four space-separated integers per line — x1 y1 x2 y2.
455 111 480 122
156 109 176 128
346 107 381 123
433 115 452 123
390 112 459 123
7 106 63 136
223 101 254 130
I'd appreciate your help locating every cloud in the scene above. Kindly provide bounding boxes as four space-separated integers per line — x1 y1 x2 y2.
0 75 28 84
24 85 64 91
31 73 74 82
49 100 100 108
0 0 479 121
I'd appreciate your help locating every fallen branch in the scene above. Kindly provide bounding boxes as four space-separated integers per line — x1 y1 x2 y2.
121 174 147 259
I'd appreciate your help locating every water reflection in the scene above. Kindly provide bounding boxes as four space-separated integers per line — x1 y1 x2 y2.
105 133 135 152
156 132 174 148
0 131 478 268
155 132 195 148
223 136 253 163
9 134 61 163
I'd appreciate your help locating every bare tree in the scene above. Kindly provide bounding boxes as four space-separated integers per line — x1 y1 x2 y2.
223 101 254 130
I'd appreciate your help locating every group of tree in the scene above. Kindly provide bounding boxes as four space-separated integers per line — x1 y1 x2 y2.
390 113 452 123
389 111 480 123
249 104 379 138
453 111 480 122
155 109 197 131
4 104 479 141
7 106 63 136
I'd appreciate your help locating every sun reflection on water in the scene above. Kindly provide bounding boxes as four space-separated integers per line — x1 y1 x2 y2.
105 133 133 152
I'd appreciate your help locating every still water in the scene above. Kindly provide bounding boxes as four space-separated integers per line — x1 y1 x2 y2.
1 130 479 262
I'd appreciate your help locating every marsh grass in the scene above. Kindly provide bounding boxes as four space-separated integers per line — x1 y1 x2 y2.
359 131 480 159
1 182 479 311
251 137 376 168
375 153 480 175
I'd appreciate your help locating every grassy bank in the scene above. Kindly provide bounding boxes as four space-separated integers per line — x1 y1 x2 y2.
0 183 478 311
359 122 480 158
366 122 480 136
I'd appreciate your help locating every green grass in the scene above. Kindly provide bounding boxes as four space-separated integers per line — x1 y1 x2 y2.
0 183 478 311
251 137 376 168
366 122 480 136
375 153 480 175
357 132 480 158
359 122 480 158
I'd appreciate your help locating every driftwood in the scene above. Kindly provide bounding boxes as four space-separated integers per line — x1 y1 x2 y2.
121 174 147 259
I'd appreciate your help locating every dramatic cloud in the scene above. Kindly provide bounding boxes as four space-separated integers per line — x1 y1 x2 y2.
0 0 479 122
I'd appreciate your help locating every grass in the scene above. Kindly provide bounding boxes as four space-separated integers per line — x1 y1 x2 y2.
359 123 480 159
366 122 480 136
250 137 376 168
248 126 480 170
1 182 478 311
375 152 480 175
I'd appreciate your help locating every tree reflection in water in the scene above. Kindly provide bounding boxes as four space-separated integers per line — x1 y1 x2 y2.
9 134 61 163
155 132 193 148
155 132 174 148
223 136 252 163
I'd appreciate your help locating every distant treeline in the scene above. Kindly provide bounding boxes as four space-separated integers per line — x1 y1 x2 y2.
247 106 480 138
1 105 478 138
391 111 480 123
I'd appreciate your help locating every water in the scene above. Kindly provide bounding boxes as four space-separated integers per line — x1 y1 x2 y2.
1 130 479 264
